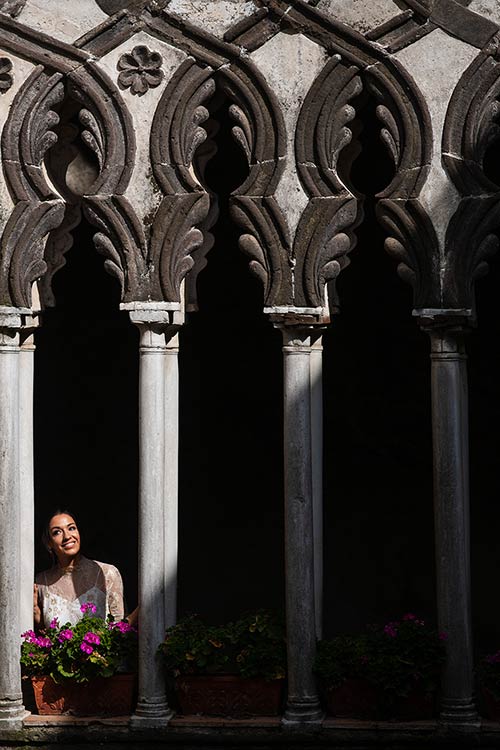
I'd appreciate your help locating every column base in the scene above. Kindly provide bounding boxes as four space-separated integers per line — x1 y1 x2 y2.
439 697 479 727
0 700 29 729
283 697 323 726
131 696 173 728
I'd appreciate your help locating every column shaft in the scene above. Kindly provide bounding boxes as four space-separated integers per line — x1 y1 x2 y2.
164 333 179 629
19 331 35 637
310 335 323 640
281 328 322 724
0 321 26 727
132 322 172 724
429 328 476 723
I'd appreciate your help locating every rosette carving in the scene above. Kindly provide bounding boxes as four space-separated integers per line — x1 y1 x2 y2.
294 57 362 308
150 58 215 303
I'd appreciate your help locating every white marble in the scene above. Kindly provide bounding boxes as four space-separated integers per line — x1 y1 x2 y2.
163 332 179 630
468 0 500 26
250 34 328 239
317 0 400 35
396 29 477 250
98 31 187 228
310 335 323 640
167 0 258 38
21 0 108 44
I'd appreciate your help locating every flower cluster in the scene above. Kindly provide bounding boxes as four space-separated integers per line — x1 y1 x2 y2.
21 604 137 683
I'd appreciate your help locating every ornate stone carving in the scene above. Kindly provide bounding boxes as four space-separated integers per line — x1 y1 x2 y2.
0 0 25 18
117 45 164 96
294 57 362 309
0 57 13 94
442 46 500 311
150 58 214 302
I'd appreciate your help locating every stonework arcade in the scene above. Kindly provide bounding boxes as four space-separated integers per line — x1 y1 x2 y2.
1 0 500 744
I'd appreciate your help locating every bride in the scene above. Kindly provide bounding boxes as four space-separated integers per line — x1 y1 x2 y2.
33 511 127 628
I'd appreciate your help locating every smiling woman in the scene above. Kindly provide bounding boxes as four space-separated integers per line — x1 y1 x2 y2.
33 511 125 629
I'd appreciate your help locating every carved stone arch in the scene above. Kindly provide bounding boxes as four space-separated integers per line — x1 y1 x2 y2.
149 57 215 304
0 65 66 307
365 59 440 309
442 45 500 311
293 55 362 309
216 59 292 307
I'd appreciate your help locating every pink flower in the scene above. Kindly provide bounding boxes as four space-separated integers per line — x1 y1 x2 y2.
58 629 73 642
80 642 93 655
384 622 398 638
402 613 416 621
109 621 134 633
439 631 448 641
83 632 100 645
49 618 59 629
21 630 37 643
80 602 97 614
36 636 52 649
486 652 500 664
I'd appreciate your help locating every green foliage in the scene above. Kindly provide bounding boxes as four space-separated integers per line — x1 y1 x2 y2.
315 614 445 699
20 609 137 684
159 611 286 681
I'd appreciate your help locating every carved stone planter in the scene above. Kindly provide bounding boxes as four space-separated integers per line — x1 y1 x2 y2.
175 675 283 717
31 673 135 716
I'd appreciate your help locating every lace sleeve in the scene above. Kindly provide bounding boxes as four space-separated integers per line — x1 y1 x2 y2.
104 565 125 621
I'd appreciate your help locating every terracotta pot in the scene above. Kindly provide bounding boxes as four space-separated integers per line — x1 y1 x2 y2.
325 678 378 719
31 673 135 716
175 675 283 717
481 686 500 720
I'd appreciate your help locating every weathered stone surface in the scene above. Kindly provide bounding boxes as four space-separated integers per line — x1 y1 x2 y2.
464 0 500 28
19 0 108 43
97 30 187 227
395 29 477 250
315 0 401 35
250 33 327 240
167 0 258 39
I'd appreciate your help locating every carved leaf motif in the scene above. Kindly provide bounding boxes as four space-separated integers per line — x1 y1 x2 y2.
40 204 82 307
0 0 25 17
376 104 400 168
376 198 440 308
0 200 65 307
79 109 104 170
83 195 148 301
0 56 13 93
230 195 292 306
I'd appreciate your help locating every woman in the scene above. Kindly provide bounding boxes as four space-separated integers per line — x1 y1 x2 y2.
34 510 126 629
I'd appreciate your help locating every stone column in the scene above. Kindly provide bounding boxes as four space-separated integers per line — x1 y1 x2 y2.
280 326 323 724
19 322 37 637
427 326 476 724
310 334 323 640
0 308 27 728
128 306 180 726
164 331 179 630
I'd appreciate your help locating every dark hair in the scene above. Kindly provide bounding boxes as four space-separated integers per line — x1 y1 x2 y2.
42 509 79 556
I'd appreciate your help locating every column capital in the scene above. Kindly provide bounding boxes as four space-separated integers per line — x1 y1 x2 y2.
275 324 325 351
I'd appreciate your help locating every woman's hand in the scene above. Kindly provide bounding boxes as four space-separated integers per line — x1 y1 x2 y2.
126 606 139 628
33 584 41 628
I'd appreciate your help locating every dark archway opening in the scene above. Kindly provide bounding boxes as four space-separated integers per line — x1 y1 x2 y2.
322 91 434 636
178 89 285 622
34 218 139 612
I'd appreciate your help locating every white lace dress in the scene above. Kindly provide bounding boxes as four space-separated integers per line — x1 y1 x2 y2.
35 556 125 628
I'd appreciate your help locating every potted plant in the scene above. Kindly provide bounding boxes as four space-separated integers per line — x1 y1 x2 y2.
316 614 445 719
367 614 445 718
478 650 500 719
20 602 137 716
159 610 286 717
314 634 378 718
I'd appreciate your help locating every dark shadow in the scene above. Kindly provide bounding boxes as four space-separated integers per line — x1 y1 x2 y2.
178 89 285 622
34 218 139 611
322 91 435 636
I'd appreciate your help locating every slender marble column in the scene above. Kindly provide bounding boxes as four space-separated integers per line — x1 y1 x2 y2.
428 327 476 724
130 313 174 725
164 331 179 629
280 327 322 724
0 311 26 727
19 326 36 637
310 334 323 640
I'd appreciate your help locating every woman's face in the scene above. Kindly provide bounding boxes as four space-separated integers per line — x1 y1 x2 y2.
48 514 81 562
